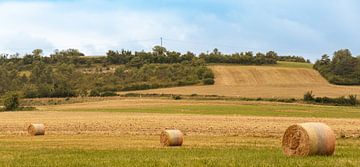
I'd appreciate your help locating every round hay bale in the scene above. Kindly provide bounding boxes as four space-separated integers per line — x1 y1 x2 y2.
28 124 45 136
160 129 183 146
282 122 336 156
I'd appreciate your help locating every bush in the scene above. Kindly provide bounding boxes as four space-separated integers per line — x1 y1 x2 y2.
304 91 358 106
100 91 118 97
23 84 39 98
4 93 20 111
89 89 101 97
172 95 182 100
203 78 215 85
349 95 358 105
303 91 315 101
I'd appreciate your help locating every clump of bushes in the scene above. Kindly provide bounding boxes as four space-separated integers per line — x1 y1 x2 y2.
172 95 182 100
100 91 118 97
303 91 315 101
303 91 358 106
3 93 20 111
89 89 118 97
203 78 215 85
314 49 360 85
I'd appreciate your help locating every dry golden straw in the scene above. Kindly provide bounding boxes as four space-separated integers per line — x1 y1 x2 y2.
282 122 336 156
28 123 45 136
160 129 183 146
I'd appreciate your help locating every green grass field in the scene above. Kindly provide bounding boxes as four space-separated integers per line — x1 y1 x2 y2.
272 61 313 69
208 61 313 69
64 103 360 119
0 136 359 167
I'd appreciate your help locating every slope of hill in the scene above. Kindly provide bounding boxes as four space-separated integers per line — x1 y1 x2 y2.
122 63 360 98
213 66 328 86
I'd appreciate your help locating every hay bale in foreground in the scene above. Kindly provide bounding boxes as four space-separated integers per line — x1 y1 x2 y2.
28 124 45 136
282 122 335 156
160 129 183 146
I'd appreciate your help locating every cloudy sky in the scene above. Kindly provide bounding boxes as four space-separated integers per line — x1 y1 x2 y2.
0 0 359 61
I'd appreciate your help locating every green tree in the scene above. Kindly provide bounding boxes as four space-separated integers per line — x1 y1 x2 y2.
332 49 356 76
320 54 330 65
152 45 167 55
32 49 43 57
127 57 144 68
4 93 20 111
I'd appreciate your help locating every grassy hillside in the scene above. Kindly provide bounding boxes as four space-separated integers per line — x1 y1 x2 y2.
212 65 326 86
272 61 313 69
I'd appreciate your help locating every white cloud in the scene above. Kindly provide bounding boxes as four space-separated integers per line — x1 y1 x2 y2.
0 1 199 55
0 0 360 61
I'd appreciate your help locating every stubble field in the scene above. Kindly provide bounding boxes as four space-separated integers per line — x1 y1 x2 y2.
2 62 360 166
1 98 360 166
124 63 360 98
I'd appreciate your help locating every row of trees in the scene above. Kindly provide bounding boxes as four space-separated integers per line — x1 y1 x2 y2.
314 49 360 85
107 46 196 65
276 55 310 63
198 49 278 65
107 48 310 65
1 49 103 70
107 47 281 65
1 46 309 69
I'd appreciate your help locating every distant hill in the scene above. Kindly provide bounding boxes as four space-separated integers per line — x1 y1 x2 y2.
123 62 360 98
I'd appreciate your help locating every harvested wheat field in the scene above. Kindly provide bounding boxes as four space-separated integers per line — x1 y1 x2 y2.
1 98 359 138
1 110 360 137
1 98 360 166
123 65 360 98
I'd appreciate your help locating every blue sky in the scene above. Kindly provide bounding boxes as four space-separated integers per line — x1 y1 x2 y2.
0 0 359 61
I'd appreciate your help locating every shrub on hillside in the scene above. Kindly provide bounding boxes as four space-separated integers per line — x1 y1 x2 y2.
89 89 101 97
203 78 215 85
172 95 182 100
4 93 20 111
100 91 118 97
304 91 315 101
349 95 358 105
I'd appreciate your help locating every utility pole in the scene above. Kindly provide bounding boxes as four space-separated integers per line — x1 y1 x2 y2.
160 37 163 47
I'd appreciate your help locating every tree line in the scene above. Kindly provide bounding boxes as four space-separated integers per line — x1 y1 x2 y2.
314 49 360 85
1 46 308 67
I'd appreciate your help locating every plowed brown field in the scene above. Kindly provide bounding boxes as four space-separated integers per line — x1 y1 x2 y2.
123 65 360 98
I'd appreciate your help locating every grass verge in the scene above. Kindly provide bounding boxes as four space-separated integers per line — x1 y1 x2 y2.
64 104 360 119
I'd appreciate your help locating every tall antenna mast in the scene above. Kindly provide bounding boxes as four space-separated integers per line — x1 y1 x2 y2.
160 37 163 47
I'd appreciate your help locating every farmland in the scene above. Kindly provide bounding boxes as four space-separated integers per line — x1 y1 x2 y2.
1 97 360 166
2 62 360 166
125 62 360 98
2 0 360 166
